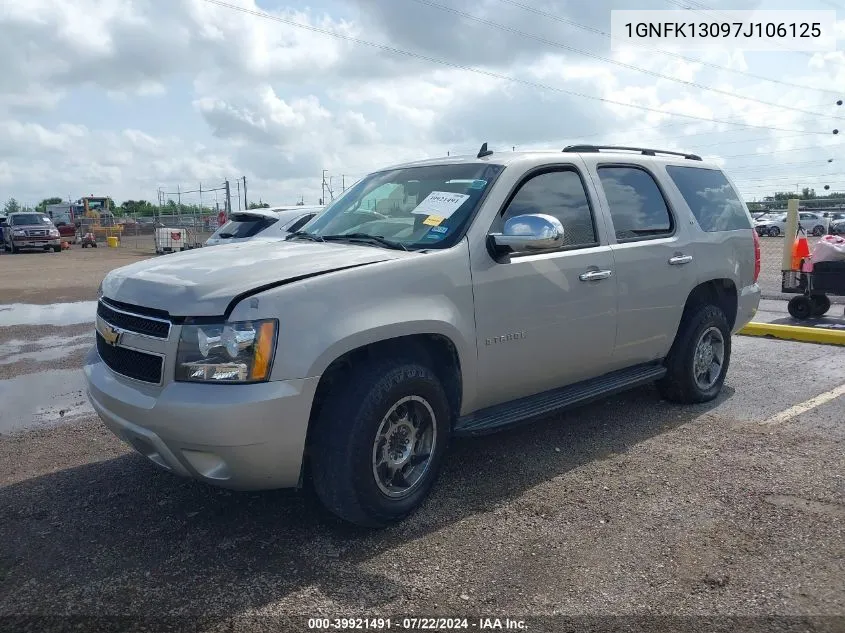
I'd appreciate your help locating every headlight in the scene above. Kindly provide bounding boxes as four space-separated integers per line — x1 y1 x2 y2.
13 229 25 236
97 281 104 299
175 318 278 383
49 228 59 237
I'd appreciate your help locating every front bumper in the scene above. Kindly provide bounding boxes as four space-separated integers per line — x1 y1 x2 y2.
84 347 320 490
12 238 61 248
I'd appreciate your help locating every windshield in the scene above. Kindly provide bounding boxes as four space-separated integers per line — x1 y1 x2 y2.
296 162 504 250
211 213 277 239
11 214 51 226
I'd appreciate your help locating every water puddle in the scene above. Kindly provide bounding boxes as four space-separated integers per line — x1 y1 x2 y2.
0 334 93 365
0 368 94 434
0 301 97 327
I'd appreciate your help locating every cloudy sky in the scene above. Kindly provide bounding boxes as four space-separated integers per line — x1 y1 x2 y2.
1 0 843 209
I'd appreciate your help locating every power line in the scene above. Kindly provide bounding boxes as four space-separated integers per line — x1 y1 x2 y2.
200 0 835 135
492 0 841 96
402 0 845 122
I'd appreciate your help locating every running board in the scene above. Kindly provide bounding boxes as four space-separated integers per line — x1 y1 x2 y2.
453 363 667 437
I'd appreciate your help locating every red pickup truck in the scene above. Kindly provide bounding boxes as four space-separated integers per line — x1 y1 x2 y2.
54 222 77 243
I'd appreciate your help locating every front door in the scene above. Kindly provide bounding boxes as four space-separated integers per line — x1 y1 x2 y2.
470 165 618 410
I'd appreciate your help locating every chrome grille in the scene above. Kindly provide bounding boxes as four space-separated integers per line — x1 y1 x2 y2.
96 333 163 384
97 300 171 339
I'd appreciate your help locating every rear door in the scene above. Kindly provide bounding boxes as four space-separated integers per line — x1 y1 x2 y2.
586 161 698 368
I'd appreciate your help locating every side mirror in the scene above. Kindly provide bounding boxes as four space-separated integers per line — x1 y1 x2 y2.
489 213 564 255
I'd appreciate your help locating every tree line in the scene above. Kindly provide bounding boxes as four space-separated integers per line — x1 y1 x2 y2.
2 197 276 217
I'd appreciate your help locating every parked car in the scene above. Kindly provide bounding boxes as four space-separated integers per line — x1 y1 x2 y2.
205 206 324 247
830 218 845 235
85 144 761 527
754 213 787 236
755 211 828 237
2 212 62 253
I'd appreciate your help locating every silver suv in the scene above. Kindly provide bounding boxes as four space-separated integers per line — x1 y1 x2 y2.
85 144 761 527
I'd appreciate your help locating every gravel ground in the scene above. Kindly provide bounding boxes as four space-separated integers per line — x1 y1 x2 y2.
1 237 844 632
0 247 150 303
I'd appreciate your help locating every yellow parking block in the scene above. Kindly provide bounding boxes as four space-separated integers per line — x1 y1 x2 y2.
739 322 845 346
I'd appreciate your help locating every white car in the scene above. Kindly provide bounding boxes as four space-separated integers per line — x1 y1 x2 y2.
205 206 324 246
755 211 828 237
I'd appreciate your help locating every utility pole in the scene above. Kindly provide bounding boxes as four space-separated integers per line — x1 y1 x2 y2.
342 174 346 192
236 180 241 212
224 180 231 216
242 176 248 210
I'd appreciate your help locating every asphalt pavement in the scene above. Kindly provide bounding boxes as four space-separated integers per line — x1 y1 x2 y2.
1 324 844 630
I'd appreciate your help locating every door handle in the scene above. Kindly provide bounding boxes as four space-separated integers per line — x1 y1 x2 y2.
579 269 613 281
668 254 693 265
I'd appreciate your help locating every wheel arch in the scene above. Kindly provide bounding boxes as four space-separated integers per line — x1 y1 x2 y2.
681 278 739 331
304 331 465 457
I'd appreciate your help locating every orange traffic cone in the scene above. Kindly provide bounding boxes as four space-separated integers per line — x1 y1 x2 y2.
792 230 810 271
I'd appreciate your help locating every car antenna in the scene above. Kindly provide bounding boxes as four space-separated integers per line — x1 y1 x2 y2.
477 142 493 158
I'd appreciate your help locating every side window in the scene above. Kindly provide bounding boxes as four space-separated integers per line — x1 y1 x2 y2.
665 166 752 232
500 169 597 249
597 166 673 241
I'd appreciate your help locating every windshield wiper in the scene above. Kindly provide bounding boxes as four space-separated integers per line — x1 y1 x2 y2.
217 233 234 238
320 233 408 251
286 230 325 242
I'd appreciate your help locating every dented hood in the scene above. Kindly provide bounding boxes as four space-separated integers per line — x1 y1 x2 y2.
101 239 411 316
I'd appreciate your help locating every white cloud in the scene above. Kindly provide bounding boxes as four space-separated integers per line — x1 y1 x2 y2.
0 0 843 208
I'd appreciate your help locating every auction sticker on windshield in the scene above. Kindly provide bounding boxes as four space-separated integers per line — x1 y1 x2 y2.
412 192 470 219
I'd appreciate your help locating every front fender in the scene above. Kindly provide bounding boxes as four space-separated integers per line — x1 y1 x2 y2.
229 241 480 414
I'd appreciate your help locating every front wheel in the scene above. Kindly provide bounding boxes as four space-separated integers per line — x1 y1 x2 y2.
658 304 731 404
813 225 825 237
768 226 780 237
310 359 451 527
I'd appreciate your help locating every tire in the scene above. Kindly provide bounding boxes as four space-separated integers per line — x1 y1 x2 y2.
788 296 813 320
768 226 780 237
809 294 831 317
310 359 451 527
812 225 825 237
9 242 16 254
658 304 731 404
53 245 61 253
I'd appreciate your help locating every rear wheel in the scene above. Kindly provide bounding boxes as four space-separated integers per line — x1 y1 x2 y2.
809 294 831 317
768 226 780 237
812 225 825 237
658 304 731 404
788 295 813 320
310 358 451 527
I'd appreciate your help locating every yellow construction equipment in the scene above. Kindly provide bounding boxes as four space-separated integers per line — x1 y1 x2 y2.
72 196 123 240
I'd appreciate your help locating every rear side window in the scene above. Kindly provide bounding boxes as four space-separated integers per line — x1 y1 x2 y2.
213 214 277 239
665 166 751 232
285 213 317 233
597 166 673 240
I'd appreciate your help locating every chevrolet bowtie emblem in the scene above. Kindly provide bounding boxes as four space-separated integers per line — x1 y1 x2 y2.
99 321 122 346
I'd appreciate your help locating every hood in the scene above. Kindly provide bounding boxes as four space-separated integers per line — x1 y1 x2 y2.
102 239 413 316
12 223 55 232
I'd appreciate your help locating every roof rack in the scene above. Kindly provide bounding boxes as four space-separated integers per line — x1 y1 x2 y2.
562 144 702 161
